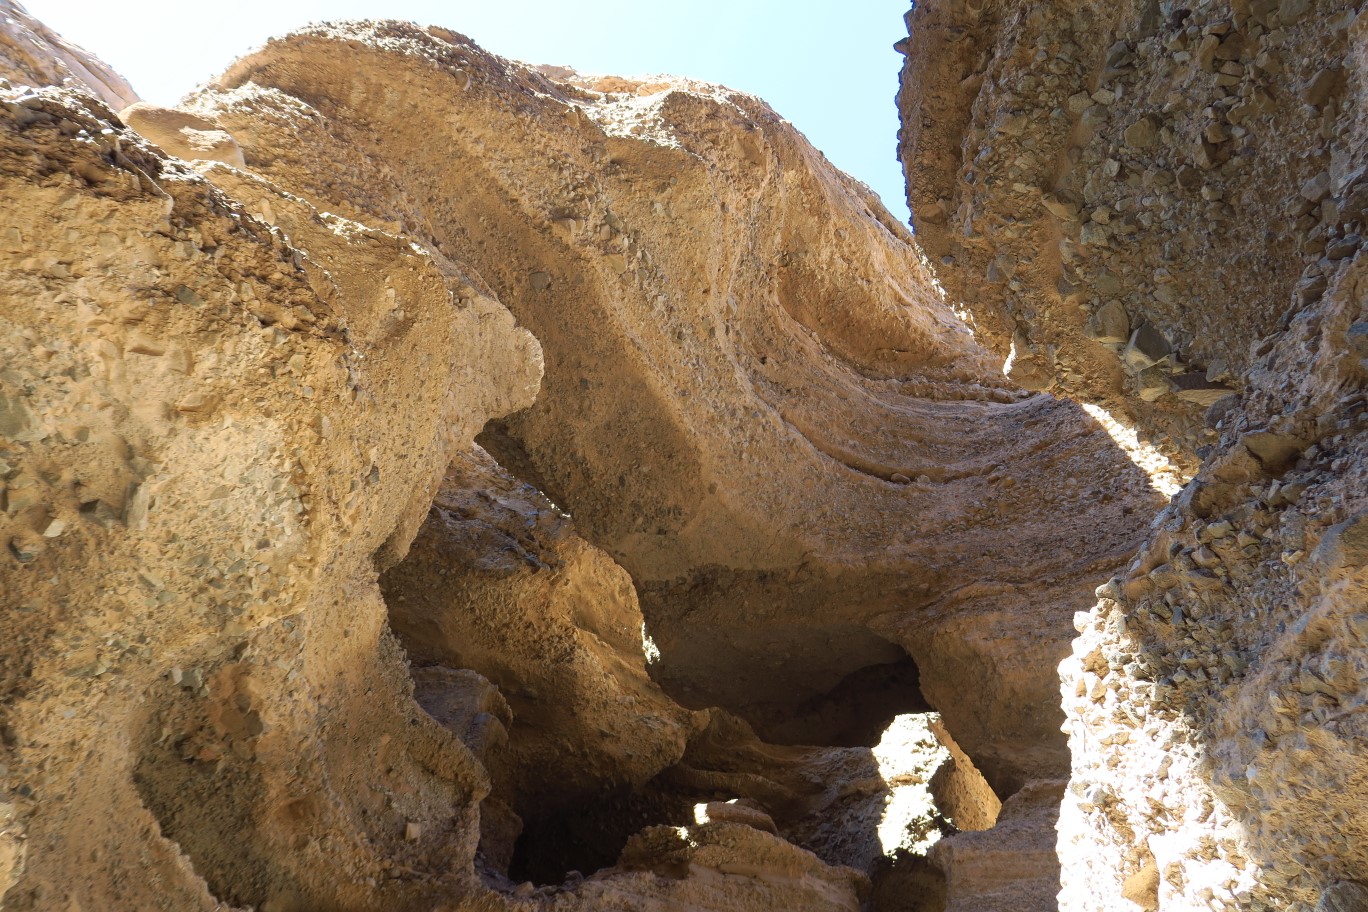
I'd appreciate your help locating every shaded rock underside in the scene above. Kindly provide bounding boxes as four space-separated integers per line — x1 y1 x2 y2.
0 1 1365 911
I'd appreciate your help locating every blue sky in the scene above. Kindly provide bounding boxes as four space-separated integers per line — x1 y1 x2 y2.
24 0 913 222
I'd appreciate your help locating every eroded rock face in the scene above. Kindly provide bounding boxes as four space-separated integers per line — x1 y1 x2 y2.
897 0 1359 464
899 0 1368 908
0 6 1043 911
182 19 1164 797
379 450 1006 892
0 0 135 109
119 103 247 168
20 0 1367 907
0 77 547 909
378 448 703 876
1058 272 1368 910
0 74 884 912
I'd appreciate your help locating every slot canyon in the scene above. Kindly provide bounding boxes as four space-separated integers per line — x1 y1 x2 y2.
0 0 1366 909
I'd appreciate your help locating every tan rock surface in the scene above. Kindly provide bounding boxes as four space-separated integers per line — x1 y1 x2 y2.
378 448 703 876
0 0 135 109
16 0 1368 909
0 72 878 912
925 779 1065 912
0 72 554 909
185 19 1164 798
0 7 1062 912
380 452 1006 892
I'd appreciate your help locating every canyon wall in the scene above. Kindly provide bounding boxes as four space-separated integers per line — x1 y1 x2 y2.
184 19 1164 799
0 7 1123 911
6 0 1364 908
900 0 1368 908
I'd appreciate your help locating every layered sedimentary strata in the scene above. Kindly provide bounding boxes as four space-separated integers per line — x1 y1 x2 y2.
0 0 135 110
183 21 1164 798
0 7 1106 911
900 0 1368 908
0 73 892 912
15 0 1366 908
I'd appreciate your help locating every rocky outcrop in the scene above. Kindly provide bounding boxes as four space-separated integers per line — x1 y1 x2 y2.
922 779 1065 912
0 69 897 912
181 19 1165 799
0 5 1128 911
119 103 247 168
1057 266 1368 909
378 448 703 877
897 0 1358 464
379 449 1008 892
900 0 1368 909
0 73 553 908
0 0 135 109
13 0 1367 907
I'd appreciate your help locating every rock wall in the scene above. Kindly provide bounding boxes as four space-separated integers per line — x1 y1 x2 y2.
0 0 135 110
900 0 1368 908
12 0 1365 907
0 7 1046 912
0 77 549 910
183 19 1164 798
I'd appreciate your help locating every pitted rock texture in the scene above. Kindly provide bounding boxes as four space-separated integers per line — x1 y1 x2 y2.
898 0 1363 467
897 0 1368 909
0 78 546 910
0 74 886 912
1058 272 1368 910
17 0 1368 909
0 6 1104 912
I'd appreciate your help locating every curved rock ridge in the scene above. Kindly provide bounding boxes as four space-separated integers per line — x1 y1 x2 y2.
0 0 136 110
0 12 1108 912
899 0 1368 909
0 75 895 912
182 19 1163 795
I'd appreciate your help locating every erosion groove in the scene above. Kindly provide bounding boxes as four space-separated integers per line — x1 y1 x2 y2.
0 1 1364 910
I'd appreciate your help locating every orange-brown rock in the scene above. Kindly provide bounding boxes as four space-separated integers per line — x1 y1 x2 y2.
184 19 1163 800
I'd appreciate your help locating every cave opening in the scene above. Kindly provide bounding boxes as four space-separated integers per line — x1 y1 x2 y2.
764 652 933 749
374 447 1004 900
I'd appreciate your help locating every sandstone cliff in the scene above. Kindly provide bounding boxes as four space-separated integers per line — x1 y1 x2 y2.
4 0 1364 910
181 19 1165 801
0 8 1077 912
